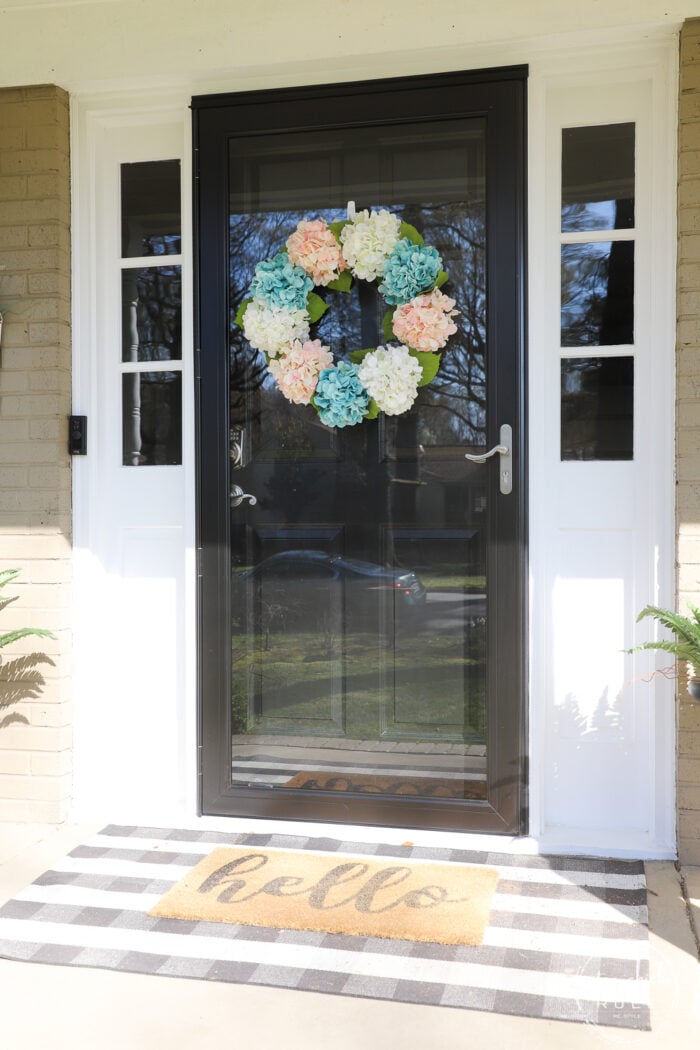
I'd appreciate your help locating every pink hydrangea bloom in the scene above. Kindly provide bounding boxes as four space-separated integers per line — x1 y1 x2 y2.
391 288 459 353
268 338 334 404
286 219 346 287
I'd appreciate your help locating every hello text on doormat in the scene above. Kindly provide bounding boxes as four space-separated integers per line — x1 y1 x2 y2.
150 847 500 945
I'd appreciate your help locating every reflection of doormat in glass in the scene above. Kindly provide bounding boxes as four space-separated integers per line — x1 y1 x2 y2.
149 846 498 945
284 771 487 800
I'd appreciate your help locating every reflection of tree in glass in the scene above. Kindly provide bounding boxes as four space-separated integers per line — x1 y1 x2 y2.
120 264 182 466
561 201 634 348
122 372 181 466
561 243 610 347
142 234 181 257
230 212 301 433
122 267 181 363
404 203 486 447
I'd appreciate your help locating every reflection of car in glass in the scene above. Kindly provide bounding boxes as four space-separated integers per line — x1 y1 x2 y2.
232 550 426 629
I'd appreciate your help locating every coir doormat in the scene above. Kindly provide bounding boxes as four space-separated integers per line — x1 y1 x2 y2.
0 825 651 1030
284 771 487 800
149 846 498 944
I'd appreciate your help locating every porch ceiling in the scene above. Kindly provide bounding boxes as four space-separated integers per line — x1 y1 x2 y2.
0 1 695 93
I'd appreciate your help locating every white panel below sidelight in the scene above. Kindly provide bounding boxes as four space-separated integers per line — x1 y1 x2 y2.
547 529 648 832
73 528 186 820
116 527 185 806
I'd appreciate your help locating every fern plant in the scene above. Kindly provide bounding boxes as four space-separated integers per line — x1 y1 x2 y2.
0 569 56 655
627 603 700 673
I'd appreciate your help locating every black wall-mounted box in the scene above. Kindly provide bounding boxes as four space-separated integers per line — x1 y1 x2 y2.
68 415 87 455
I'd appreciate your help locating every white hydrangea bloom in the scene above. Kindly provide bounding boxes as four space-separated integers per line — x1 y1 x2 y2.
242 299 310 357
339 209 402 282
357 344 422 416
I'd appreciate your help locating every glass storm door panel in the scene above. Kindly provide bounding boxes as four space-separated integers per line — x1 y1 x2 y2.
195 69 526 833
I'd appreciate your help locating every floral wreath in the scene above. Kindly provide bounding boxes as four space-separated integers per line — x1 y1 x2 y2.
234 203 459 428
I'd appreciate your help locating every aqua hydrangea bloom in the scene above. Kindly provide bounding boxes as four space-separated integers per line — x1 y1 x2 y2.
378 239 442 306
248 252 314 311
313 361 369 428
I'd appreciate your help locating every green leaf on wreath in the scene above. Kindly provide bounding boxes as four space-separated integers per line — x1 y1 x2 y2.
307 291 329 323
326 270 353 293
399 221 425 247
408 349 442 387
348 347 374 364
435 269 449 289
234 297 252 329
364 398 380 420
329 220 350 243
382 308 396 343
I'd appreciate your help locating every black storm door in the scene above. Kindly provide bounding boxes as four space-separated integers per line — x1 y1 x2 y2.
194 67 527 833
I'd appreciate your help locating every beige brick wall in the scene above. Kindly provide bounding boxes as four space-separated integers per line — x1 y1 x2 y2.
678 21 700 865
0 85 72 824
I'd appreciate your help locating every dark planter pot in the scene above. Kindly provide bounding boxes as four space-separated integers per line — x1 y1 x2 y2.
688 678 700 701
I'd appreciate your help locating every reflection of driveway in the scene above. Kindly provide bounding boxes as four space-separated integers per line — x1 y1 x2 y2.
424 591 486 629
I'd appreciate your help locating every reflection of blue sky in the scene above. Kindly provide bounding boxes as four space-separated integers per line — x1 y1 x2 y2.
562 200 615 231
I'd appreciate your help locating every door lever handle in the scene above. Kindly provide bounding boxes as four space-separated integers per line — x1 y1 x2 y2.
230 484 257 508
464 424 512 495
464 444 508 464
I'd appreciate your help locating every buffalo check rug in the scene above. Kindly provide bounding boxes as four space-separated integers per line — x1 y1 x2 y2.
0 825 650 1030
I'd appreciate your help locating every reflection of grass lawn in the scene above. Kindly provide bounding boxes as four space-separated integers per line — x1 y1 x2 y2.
232 629 486 743
420 575 486 593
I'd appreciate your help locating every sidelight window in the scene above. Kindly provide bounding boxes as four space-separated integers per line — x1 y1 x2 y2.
559 123 635 460
120 160 183 466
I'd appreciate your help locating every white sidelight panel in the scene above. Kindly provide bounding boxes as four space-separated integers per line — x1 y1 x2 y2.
529 47 677 856
72 107 194 823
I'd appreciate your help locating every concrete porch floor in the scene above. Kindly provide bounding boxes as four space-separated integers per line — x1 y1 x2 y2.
0 823 698 1050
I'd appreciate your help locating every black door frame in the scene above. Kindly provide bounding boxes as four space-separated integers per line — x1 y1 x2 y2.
193 66 528 834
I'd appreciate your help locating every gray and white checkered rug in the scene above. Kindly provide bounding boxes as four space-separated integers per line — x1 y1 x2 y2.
0 825 650 1029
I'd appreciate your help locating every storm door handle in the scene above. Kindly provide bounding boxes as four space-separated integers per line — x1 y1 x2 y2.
230 484 257 507
464 424 513 495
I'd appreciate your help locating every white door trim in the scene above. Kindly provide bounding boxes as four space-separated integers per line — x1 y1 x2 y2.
70 35 678 857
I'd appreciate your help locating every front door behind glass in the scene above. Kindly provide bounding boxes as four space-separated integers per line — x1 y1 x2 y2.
195 69 526 832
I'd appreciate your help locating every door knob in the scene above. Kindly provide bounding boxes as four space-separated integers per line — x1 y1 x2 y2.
230 484 257 507
464 424 512 495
